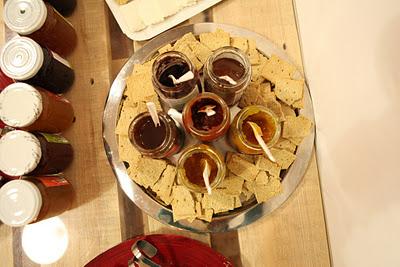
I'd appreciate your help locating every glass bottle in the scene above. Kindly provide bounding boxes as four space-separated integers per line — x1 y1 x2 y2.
0 175 73 227
45 0 76 17
0 83 74 133
0 130 73 177
182 92 230 142
128 112 184 159
228 105 281 154
3 0 77 56
177 144 225 194
204 46 251 106
0 37 75 94
152 51 200 111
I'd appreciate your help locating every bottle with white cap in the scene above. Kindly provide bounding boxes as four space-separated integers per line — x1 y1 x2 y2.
0 37 75 94
0 82 75 133
0 176 73 227
0 130 73 177
45 0 76 17
3 0 77 56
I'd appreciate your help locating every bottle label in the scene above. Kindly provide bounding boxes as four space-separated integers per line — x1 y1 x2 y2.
51 51 72 68
35 176 70 188
38 133 69 144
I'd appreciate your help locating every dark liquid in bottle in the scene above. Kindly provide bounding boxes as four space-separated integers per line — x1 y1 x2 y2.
191 98 224 131
30 133 74 175
212 58 245 85
184 153 217 187
133 116 166 150
27 48 74 94
45 0 76 16
242 112 276 145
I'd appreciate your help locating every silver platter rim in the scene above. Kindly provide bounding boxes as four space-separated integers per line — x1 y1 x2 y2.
102 23 315 233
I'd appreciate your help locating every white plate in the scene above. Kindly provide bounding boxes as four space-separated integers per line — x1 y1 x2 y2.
105 0 223 41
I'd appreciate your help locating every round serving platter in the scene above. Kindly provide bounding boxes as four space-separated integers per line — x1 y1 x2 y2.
102 23 315 233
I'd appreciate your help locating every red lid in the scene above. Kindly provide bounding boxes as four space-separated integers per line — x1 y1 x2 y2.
85 234 234 267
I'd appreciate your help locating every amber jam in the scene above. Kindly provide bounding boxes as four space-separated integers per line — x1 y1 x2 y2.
204 46 251 106
177 144 226 193
129 112 183 159
152 51 199 111
242 112 276 145
229 105 281 155
183 153 218 187
182 92 230 142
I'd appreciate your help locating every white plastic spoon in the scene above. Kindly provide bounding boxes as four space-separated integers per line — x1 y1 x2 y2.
219 75 237 85
198 105 216 116
247 121 276 163
168 71 194 85
146 102 160 127
202 159 212 195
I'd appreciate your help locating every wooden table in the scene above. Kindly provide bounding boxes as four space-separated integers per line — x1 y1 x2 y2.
0 1 331 266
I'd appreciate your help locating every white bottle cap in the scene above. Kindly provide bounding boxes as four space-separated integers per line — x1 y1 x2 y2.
0 83 43 128
0 179 42 227
3 0 47 35
0 37 44 81
0 130 42 176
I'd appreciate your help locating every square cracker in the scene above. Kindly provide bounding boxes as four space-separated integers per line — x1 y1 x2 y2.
231 36 248 53
115 105 139 136
126 72 156 102
225 152 255 164
227 154 259 181
261 55 297 84
216 175 245 196
195 202 213 222
199 29 230 51
173 42 203 70
118 135 141 164
158 43 173 54
202 189 235 213
282 115 312 138
281 102 296 117
171 185 196 222
287 136 304 146
174 32 197 48
255 155 281 177
255 171 269 185
275 78 304 106
271 148 296 169
247 39 260 65
135 157 167 188
273 138 297 153
152 165 176 205
254 176 282 203
187 40 212 64
252 55 268 81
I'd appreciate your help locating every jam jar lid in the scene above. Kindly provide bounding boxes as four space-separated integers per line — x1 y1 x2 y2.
0 130 42 176
0 37 44 81
0 83 43 128
0 179 42 227
3 0 47 35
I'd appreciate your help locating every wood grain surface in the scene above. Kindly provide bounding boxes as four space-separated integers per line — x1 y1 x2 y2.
0 0 331 266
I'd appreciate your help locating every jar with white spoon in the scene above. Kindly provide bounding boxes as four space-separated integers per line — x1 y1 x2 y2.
152 51 200 111
204 46 251 106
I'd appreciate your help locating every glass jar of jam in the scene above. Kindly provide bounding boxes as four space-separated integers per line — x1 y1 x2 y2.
0 83 74 133
204 46 251 106
0 175 73 227
182 92 230 142
0 130 73 176
177 144 226 194
45 0 76 17
152 51 200 111
229 105 281 155
128 112 184 159
4 0 77 56
0 37 75 94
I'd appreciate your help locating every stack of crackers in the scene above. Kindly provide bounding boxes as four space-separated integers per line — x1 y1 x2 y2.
115 29 312 223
